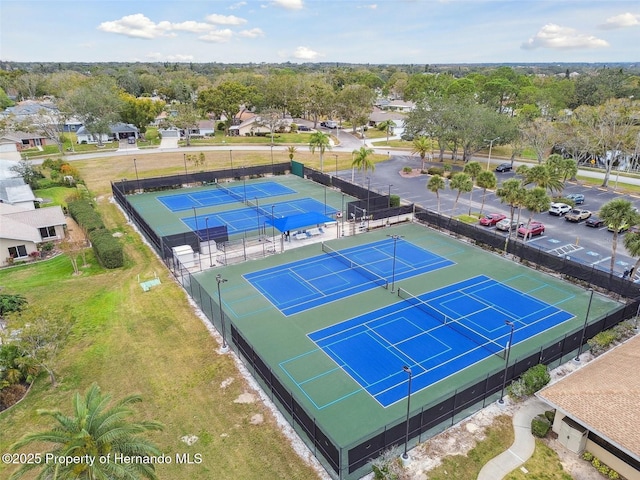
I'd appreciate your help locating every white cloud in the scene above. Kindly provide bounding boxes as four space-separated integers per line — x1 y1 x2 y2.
599 12 640 30
292 46 323 60
205 14 247 25
521 24 609 50
238 28 265 38
272 0 303 10
146 52 194 62
170 21 215 33
98 14 172 39
357 4 377 9
199 29 234 43
229 1 247 10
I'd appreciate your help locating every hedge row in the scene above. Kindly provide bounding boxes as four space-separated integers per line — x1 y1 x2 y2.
68 200 124 269
67 200 104 232
89 229 124 269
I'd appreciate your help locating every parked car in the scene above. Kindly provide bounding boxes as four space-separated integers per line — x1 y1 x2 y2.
297 124 311 132
608 222 629 233
495 163 512 173
479 213 506 226
518 222 545 237
496 218 523 232
566 193 585 205
629 225 640 234
321 120 337 129
565 208 592 222
549 202 571 216
585 216 605 228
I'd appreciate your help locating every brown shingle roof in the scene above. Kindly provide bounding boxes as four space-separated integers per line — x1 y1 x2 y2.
538 335 640 458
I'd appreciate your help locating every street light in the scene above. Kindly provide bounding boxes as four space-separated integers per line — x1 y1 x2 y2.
484 137 500 171
341 193 345 237
229 150 234 178
402 365 413 461
133 158 140 192
255 197 261 233
575 289 594 361
205 217 213 267
183 153 188 176
216 274 229 351
271 205 276 247
499 320 515 404
387 235 403 292
388 184 393 209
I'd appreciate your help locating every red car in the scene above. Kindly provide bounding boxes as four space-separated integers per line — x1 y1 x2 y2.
479 213 506 226
518 222 545 238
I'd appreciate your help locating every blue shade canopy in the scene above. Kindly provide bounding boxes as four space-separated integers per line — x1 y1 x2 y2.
269 212 335 232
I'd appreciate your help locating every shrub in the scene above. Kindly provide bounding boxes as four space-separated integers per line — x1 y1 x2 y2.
427 167 444 176
390 195 401 208
68 200 105 232
89 229 124 269
582 451 594 462
402 166 412 173
587 320 634 357
0 383 27 409
544 410 555 423
531 414 551 438
507 364 550 400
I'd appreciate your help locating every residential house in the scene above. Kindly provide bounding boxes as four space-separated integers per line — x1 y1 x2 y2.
0 131 52 151
374 99 416 113
0 202 67 266
537 335 640 480
367 107 407 134
184 120 215 138
229 115 270 137
0 177 38 210
76 122 139 144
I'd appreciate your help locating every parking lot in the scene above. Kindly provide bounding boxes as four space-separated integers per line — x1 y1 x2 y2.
363 155 640 280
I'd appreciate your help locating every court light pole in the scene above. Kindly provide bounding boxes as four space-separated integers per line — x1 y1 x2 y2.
229 150 234 178
575 289 594 361
255 197 261 233
183 153 188 176
366 176 371 231
499 321 515 404
270 144 274 175
205 217 213 267
334 154 338 178
387 234 403 293
402 365 413 461
484 137 500 171
341 193 345 237
133 158 140 192
388 184 393 209
271 205 276 246
216 274 229 351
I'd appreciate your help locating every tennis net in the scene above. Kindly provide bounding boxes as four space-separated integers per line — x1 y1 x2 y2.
321 243 388 289
246 198 274 219
217 183 246 204
397 288 505 359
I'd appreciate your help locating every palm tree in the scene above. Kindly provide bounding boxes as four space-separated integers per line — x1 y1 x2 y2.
623 232 640 280
523 164 564 197
412 136 431 171
463 161 482 215
496 178 527 250
309 131 331 172
476 170 497 216
599 199 639 273
449 172 473 215
10 383 164 480
377 119 395 144
521 187 551 241
427 174 446 214
351 146 375 186
286 145 297 161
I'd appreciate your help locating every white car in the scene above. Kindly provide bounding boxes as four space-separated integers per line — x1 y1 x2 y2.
549 202 571 216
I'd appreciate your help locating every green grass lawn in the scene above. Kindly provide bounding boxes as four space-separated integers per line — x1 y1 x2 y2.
0 180 321 479
505 439 573 480
34 185 79 208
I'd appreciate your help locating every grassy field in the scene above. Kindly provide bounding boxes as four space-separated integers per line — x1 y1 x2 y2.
0 152 324 479
505 439 573 480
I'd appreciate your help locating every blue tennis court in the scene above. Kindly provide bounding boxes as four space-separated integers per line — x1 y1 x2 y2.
182 198 337 235
244 238 455 316
158 181 296 211
281 275 574 408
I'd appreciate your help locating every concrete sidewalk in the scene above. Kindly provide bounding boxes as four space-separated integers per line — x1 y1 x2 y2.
477 396 549 480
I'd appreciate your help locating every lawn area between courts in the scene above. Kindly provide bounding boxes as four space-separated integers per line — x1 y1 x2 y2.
0 193 322 479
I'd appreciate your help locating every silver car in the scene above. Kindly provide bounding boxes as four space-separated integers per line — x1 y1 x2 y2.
495 218 522 232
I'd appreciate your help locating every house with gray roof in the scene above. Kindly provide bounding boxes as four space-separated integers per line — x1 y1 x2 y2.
76 123 139 144
0 177 38 210
0 202 67 266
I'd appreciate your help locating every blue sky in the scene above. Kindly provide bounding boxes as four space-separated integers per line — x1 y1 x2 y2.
1 0 639 64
